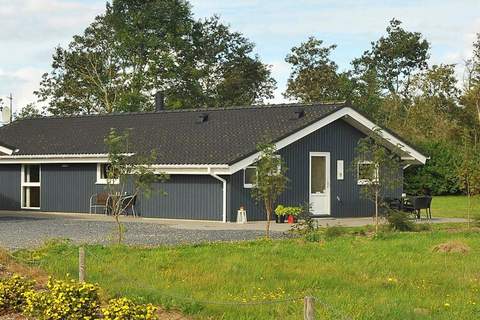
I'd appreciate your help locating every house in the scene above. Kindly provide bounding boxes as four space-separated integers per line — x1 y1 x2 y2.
0 102 427 222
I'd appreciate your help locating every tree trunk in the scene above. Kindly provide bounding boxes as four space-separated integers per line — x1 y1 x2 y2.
265 198 271 239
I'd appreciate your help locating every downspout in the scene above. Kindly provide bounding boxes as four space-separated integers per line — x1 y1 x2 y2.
208 167 227 223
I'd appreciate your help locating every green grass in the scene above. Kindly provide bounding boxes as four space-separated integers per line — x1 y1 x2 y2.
432 196 480 218
15 230 480 319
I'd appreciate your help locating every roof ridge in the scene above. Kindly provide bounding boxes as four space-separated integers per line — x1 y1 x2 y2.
9 101 346 122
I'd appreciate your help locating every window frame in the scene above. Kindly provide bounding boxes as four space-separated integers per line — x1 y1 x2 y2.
21 164 41 210
357 161 379 185
243 166 257 188
96 163 119 185
243 155 282 189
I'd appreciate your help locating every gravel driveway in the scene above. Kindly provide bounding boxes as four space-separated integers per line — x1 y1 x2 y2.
0 211 287 250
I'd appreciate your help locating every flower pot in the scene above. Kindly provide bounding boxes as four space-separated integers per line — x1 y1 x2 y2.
287 215 296 224
279 215 286 223
275 214 286 223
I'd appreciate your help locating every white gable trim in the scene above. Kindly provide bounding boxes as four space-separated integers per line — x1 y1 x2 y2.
228 107 427 174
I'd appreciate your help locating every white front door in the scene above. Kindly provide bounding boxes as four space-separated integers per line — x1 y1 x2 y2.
309 152 330 215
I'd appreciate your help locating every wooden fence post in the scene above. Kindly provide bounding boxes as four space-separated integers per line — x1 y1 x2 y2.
79 246 85 282
304 296 315 320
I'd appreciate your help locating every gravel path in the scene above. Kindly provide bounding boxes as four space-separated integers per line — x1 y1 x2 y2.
0 212 286 250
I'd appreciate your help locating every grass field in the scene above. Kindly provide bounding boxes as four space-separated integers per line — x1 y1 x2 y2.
432 196 480 219
14 228 480 319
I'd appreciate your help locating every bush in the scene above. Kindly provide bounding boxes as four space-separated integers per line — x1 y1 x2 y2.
23 278 100 320
324 226 346 239
387 211 415 231
102 297 158 320
0 274 35 313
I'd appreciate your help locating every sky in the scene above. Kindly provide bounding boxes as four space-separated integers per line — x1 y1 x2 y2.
0 0 479 115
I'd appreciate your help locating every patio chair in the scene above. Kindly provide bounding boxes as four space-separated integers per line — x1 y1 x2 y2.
89 192 109 214
121 194 137 217
404 196 432 219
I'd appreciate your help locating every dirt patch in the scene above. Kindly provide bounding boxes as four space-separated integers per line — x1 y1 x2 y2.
433 241 471 254
0 314 28 320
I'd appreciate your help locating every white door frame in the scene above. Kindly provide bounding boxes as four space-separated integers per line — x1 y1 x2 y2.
309 152 331 215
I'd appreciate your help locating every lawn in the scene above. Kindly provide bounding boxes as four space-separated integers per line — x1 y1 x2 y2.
432 195 480 219
13 229 480 319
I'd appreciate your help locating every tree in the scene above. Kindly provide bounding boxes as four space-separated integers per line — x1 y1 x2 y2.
461 33 480 143
36 1 276 115
352 19 430 98
354 128 402 233
104 128 168 243
251 143 288 239
14 103 46 120
456 129 480 229
284 37 349 102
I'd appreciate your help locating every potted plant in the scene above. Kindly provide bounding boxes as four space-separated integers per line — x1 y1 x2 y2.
275 205 301 224
274 205 287 223
286 206 301 224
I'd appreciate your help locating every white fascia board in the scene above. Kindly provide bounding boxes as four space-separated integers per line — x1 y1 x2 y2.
0 145 14 155
228 107 427 174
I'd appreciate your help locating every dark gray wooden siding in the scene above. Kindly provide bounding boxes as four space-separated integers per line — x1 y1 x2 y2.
39 164 222 220
0 165 21 210
41 164 102 213
227 119 403 221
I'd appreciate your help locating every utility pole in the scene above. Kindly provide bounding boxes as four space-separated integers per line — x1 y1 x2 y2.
7 93 12 123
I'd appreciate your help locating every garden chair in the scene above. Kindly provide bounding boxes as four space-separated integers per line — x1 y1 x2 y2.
404 196 432 219
89 192 109 214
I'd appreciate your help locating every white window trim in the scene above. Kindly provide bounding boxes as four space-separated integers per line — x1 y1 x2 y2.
96 163 119 185
243 166 257 188
357 161 379 185
21 164 41 210
243 155 282 188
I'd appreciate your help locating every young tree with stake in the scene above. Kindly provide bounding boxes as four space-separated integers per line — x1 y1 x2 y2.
104 128 168 243
354 128 402 233
251 143 288 239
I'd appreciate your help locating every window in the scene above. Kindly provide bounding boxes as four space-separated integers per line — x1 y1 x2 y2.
243 155 282 188
357 161 379 185
243 166 257 188
96 163 119 184
21 164 41 209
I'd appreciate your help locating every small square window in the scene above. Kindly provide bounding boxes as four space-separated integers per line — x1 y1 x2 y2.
357 161 379 185
96 163 119 184
244 167 257 188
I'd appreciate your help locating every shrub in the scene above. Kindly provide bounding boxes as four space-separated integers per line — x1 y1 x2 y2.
102 297 158 320
387 211 415 231
274 205 302 216
324 226 346 239
415 223 432 232
23 278 100 320
0 274 35 313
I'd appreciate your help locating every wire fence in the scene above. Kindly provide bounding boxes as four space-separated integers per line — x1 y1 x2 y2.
3 246 353 320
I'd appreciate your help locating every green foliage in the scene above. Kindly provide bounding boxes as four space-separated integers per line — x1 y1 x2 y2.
274 205 301 217
102 297 158 320
36 1 275 115
284 37 349 102
387 211 415 232
23 278 100 320
13 103 46 120
404 142 461 195
0 274 35 312
251 142 288 238
352 18 430 97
